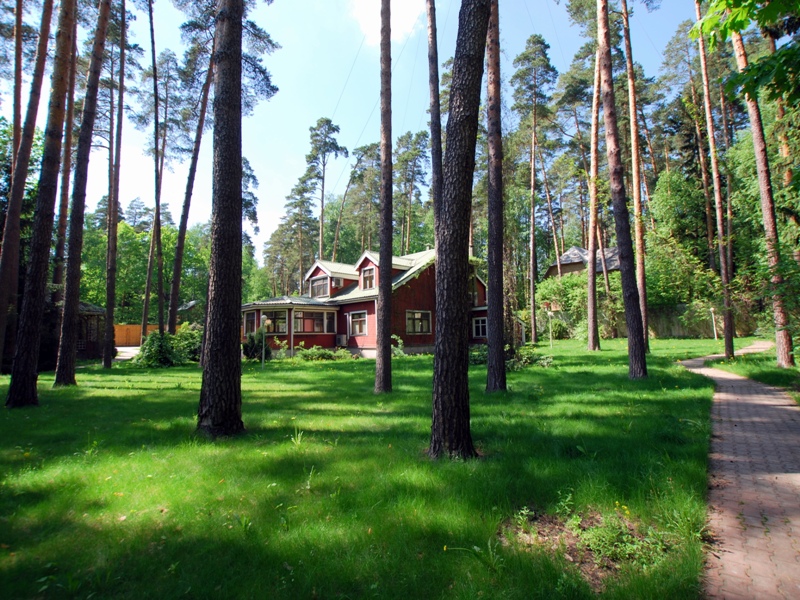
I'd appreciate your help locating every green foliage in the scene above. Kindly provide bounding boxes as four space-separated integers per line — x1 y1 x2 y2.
242 328 272 361
294 345 353 361
132 332 184 368
645 230 719 308
391 334 405 357
172 323 204 362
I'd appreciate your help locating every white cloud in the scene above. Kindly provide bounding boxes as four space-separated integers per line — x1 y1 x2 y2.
349 0 426 46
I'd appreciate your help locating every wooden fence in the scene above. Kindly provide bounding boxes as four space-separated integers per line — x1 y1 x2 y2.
114 324 159 347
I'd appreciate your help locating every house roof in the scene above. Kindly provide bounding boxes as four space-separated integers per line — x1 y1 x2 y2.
242 296 336 310
544 246 620 278
329 248 436 304
79 301 105 315
354 249 416 272
303 260 359 282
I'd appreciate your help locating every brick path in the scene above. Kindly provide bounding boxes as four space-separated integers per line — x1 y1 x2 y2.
680 342 800 599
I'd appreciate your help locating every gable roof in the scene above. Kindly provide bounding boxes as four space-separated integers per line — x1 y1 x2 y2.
354 249 415 272
303 260 359 282
242 296 336 310
545 246 620 278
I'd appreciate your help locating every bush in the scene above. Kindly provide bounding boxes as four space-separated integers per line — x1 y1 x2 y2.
469 344 489 365
295 345 353 361
507 344 553 371
242 328 272 361
132 332 183 368
173 323 203 362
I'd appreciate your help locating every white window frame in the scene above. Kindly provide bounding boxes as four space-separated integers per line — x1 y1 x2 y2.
310 276 329 298
293 310 337 334
349 311 367 337
406 310 432 334
361 267 375 290
261 310 288 334
472 317 487 338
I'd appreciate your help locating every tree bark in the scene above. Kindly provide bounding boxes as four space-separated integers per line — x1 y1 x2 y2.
485 0 505 392
55 0 112 387
169 50 214 334
537 146 561 277
104 0 127 368
587 47 601 351
52 23 78 306
332 164 358 262
426 0 443 234
597 0 646 379
6 0 76 407
12 0 23 171
197 0 245 437
688 71 716 271
429 0 489 459
529 109 538 342
374 0 393 393
0 0 55 369
620 0 648 352
695 0 734 360
731 31 794 368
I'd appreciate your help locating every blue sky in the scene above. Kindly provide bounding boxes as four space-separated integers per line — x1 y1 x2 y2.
5 1 699 264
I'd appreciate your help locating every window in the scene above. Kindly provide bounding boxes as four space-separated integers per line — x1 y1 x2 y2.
472 317 487 338
406 310 431 334
362 267 375 290
293 311 336 333
244 311 257 335
310 277 329 298
349 311 367 336
261 310 287 334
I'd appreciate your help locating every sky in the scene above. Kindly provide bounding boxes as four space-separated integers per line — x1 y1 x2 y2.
4 0 700 266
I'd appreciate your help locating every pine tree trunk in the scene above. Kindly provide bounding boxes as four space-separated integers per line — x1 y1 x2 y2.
718 85 734 277
529 113 538 343
426 0 443 232
374 0 393 394
0 0 55 369
55 0 112 387
597 0 647 379
5 0 76 408
197 0 244 437
587 47 601 351
485 0 505 392
104 0 126 368
12 0 22 171
695 0 734 360
141 226 156 342
332 167 358 262
537 146 561 277
52 26 78 306
169 50 214 334
731 31 794 368
429 0 489 459
620 0 648 352
688 72 716 271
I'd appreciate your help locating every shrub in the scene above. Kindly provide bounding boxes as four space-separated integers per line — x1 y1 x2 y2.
242 328 272 361
391 334 405 357
469 344 489 365
173 323 203 362
132 332 183 368
506 344 553 371
295 345 353 361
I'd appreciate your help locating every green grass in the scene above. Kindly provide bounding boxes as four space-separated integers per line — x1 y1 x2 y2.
0 338 728 598
709 344 800 404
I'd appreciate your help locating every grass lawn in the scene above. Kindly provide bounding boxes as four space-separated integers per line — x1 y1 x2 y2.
709 343 800 404
1 338 731 599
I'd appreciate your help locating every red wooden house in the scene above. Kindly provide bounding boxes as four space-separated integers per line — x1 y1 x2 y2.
241 249 489 357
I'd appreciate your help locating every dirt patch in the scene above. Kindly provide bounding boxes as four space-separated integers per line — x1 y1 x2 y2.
500 511 615 593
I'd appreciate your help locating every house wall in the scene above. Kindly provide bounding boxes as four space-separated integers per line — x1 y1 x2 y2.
469 308 488 344
338 300 376 350
392 265 436 348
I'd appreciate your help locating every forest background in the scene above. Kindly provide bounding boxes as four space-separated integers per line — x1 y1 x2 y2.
0 0 798 345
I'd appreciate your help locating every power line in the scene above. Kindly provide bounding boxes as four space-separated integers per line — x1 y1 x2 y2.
331 33 367 121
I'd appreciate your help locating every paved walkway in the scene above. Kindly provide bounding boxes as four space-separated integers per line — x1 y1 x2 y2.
680 342 800 599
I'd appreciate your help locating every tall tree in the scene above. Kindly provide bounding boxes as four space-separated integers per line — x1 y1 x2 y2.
619 0 649 352
393 130 429 253
426 0 443 230
511 34 558 343
429 0 490 459
306 117 347 260
104 0 128 367
694 0 734 360
374 0 392 394
197 0 245 436
6 0 76 407
0 0 54 368
730 30 794 367
485 0 505 392
54 0 112 386
597 0 647 379
587 47 601 351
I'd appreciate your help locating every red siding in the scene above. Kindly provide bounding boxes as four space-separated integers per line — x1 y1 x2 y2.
392 264 436 347
338 300 376 349
293 333 337 349
473 276 487 306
